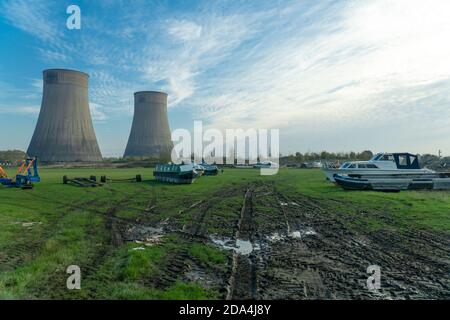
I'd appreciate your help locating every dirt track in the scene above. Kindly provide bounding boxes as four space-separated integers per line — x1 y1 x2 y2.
7 182 447 299
240 183 450 299
153 182 450 299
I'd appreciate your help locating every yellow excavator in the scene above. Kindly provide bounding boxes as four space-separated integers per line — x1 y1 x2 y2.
0 157 40 189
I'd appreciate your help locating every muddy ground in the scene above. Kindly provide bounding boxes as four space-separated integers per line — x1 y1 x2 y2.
116 182 450 299
3 180 448 299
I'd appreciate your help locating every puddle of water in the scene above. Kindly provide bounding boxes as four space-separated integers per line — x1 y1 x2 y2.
131 246 145 251
126 225 164 243
280 202 288 206
210 236 235 250
290 231 302 239
267 227 317 242
210 236 258 255
290 202 300 206
135 234 164 247
235 239 254 255
267 232 284 242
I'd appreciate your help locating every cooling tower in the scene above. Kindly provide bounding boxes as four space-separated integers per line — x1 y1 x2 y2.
124 91 173 159
27 69 102 162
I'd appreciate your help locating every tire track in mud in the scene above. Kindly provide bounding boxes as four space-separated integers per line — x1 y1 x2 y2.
253 184 320 299
28 184 224 297
226 188 257 300
22 188 138 299
2 183 158 298
145 186 244 291
145 200 212 289
69 186 150 298
0 198 99 273
252 186 450 299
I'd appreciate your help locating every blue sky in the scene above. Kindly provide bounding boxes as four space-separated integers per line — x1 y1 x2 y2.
1 0 450 157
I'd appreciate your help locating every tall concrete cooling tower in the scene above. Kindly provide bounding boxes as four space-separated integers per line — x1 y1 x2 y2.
27 69 102 162
124 91 173 159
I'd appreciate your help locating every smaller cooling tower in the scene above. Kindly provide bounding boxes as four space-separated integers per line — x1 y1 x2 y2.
124 91 173 159
27 69 102 162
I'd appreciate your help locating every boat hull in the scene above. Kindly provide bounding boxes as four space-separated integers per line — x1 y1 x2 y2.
334 175 372 190
334 174 450 191
153 171 198 184
324 168 435 182
203 168 219 176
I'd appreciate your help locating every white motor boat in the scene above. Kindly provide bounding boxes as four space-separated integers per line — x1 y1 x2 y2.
323 153 435 182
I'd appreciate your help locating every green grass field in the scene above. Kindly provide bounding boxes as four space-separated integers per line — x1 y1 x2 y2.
0 168 449 299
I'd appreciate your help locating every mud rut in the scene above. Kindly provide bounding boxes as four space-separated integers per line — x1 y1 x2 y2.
139 181 449 299
247 183 450 299
226 188 257 299
1 186 149 298
141 188 235 292
4 183 449 299
211 183 449 300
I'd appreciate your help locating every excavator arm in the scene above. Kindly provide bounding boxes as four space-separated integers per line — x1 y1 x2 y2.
0 165 8 178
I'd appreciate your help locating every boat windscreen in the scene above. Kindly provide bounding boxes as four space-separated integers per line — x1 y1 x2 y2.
371 153 383 161
340 162 350 168
393 153 420 169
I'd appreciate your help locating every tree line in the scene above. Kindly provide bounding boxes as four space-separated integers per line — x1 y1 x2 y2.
282 150 374 162
0 150 27 164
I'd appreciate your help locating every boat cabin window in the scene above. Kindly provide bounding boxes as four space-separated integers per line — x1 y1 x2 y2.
366 164 378 169
380 154 394 161
409 155 419 167
398 155 408 166
358 164 367 168
348 164 356 168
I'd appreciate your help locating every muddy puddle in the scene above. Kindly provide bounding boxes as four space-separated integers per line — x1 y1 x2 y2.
210 235 260 255
220 185 450 299
267 227 317 242
119 184 450 300
124 222 168 248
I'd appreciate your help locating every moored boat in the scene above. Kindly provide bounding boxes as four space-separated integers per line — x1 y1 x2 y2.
323 153 434 182
153 163 199 184
253 161 279 169
201 162 219 176
193 162 205 176
334 172 450 191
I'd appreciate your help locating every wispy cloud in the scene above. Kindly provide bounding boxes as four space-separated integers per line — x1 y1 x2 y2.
142 12 261 106
0 0 61 43
1 0 450 154
89 102 107 122
187 0 450 153
167 20 202 42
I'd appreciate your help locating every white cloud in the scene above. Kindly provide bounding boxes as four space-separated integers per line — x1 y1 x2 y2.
89 70 135 117
167 20 202 42
2 0 450 155
188 0 450 154
89 102 107 121
0 0 61 43
143 13 259 106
